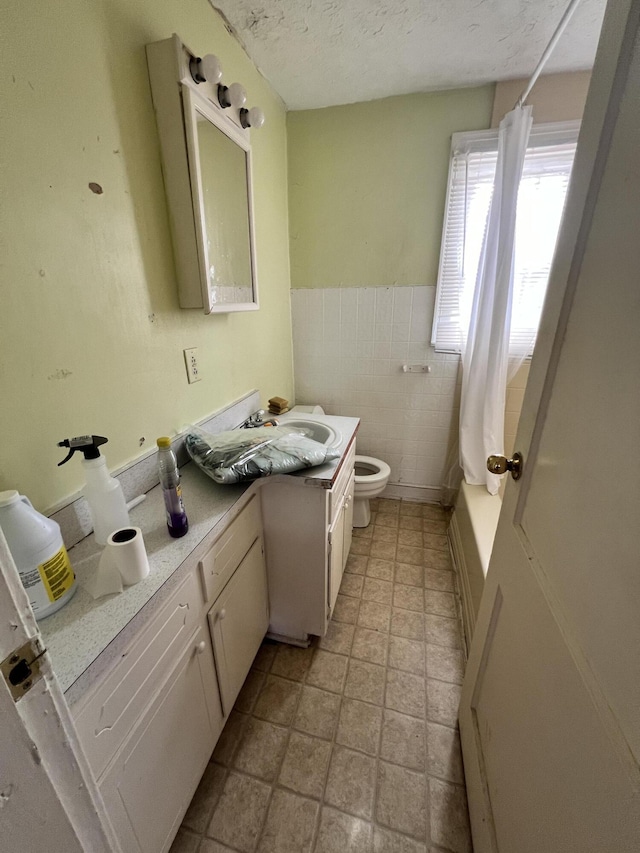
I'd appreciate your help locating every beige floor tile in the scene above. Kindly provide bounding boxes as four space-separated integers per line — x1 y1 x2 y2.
385 669 426 718
332 594 361 624
350 538 372 556
373 826 427 852
425 644 465 685
424 568 454 592
252 643 277 673
169 828 200 853
397 529 423 547
399 501 423 517
429 778 472 853
394 562 424 587
427 722 465 784
351 627 389 666
336 697 383 755
234 669 266 713
340 573 365 598
399 515 423 530
378 499 400 514
257 789 319 853
271 644 314 681
375 512 399 529
388 636 425 675
344 658 386 704
366 558 395 581
376 761 427 839
319 621 355 656
423 548 451 571
307 650 349 694
426 679 462 727
253 675 302 725
422 504 446 520
424 589 457 618
357 599 392 632
423 532 448 552
324 745 377 819
346 554 368 575
278 731 332 799
212 710 249 766
294 686 341 740
424 614 462 649
207 772 271 853
182 763 227 833
233 718 288 781
315 806 373 853
352 524 373 539
423 517 448 534
393 584 425 612
395 545 424 566
380 709 426 771
362 576 393 605
390 608 424 641
372 526 398 544
199 838 236 852
370 541 397 561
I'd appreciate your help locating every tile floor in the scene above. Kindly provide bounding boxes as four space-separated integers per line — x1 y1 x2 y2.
171 498 472 853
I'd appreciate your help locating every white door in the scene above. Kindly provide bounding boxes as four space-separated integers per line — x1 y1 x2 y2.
0 531 120 852
460 3 640 852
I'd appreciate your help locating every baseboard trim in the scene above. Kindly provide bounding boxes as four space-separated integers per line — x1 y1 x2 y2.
381 483 442 504
449 510 476 652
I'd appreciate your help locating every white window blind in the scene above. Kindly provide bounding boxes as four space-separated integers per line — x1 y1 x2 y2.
431 121 579 354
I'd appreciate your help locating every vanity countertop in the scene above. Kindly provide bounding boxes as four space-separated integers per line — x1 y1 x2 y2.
40 414 359 704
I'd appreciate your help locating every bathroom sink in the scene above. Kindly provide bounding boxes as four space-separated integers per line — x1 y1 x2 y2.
280 419 341 448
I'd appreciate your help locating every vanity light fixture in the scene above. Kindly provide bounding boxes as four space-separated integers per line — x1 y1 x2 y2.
189 53 223 85
239 106 265 129
218 82 247 109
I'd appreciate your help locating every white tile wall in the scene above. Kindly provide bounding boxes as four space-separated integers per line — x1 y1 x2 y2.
291 286 461 496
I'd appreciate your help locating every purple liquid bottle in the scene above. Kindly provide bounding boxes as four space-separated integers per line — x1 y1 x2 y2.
156 437 189 538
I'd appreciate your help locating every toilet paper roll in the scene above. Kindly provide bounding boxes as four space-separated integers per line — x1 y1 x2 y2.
99 526 150 586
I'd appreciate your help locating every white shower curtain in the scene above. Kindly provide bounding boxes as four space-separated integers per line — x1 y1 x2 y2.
459 106 533 495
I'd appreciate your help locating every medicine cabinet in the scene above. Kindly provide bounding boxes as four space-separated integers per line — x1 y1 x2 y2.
146 35 259 314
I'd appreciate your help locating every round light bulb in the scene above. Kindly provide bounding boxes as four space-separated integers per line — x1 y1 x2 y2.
227 82 247 108
247 106 265 128
200 54 223 84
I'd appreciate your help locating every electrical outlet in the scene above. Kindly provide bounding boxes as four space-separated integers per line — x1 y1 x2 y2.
183 348 201 384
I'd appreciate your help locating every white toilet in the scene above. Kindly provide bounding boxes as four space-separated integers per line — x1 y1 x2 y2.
353 455 391 528
290 405 390 528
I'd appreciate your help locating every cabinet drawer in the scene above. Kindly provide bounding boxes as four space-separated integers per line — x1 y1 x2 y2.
330 441 356 524
73 571 201 780
208 537 269 716
199 493 262 603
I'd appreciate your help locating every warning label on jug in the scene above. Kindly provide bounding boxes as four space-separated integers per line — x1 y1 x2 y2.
38 547 75 602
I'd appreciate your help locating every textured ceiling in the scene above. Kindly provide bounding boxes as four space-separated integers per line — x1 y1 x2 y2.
210 0 607 110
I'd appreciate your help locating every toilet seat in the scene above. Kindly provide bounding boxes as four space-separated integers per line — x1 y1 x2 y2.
354 455 391 485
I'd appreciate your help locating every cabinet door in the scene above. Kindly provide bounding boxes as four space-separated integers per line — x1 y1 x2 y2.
342 472 355 571
208 537 269 716
328 493 346 615
99 626 222 853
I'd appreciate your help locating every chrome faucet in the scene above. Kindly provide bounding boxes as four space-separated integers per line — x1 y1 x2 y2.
239 409 279 428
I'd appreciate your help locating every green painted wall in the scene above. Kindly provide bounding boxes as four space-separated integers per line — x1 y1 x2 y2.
1 0 293 511
287 87 495 288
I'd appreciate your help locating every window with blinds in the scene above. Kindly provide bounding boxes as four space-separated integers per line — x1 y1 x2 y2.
431 121 579 354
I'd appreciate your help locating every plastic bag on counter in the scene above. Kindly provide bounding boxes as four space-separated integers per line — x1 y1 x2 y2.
184 425 340 484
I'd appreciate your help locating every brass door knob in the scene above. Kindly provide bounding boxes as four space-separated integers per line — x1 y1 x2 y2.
486 452 523 480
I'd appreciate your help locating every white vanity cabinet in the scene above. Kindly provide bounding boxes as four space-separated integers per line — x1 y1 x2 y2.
261 440 356 643
72 492 268 853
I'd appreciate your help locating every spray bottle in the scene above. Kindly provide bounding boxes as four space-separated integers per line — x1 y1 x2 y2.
57 435 130 545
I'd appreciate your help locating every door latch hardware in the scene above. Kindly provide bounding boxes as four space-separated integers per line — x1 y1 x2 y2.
486 452 524 481
1 638 46 702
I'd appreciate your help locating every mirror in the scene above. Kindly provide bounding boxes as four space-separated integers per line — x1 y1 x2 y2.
183 86 258 313
182 86 258 312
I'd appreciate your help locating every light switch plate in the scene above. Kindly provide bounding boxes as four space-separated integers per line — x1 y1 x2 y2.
183 348 201 383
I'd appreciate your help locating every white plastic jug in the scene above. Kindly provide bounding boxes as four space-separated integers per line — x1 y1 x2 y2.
0 490 77 620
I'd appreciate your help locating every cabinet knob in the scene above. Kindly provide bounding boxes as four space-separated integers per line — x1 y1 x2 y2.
217 608 227 621
195 640 206 655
